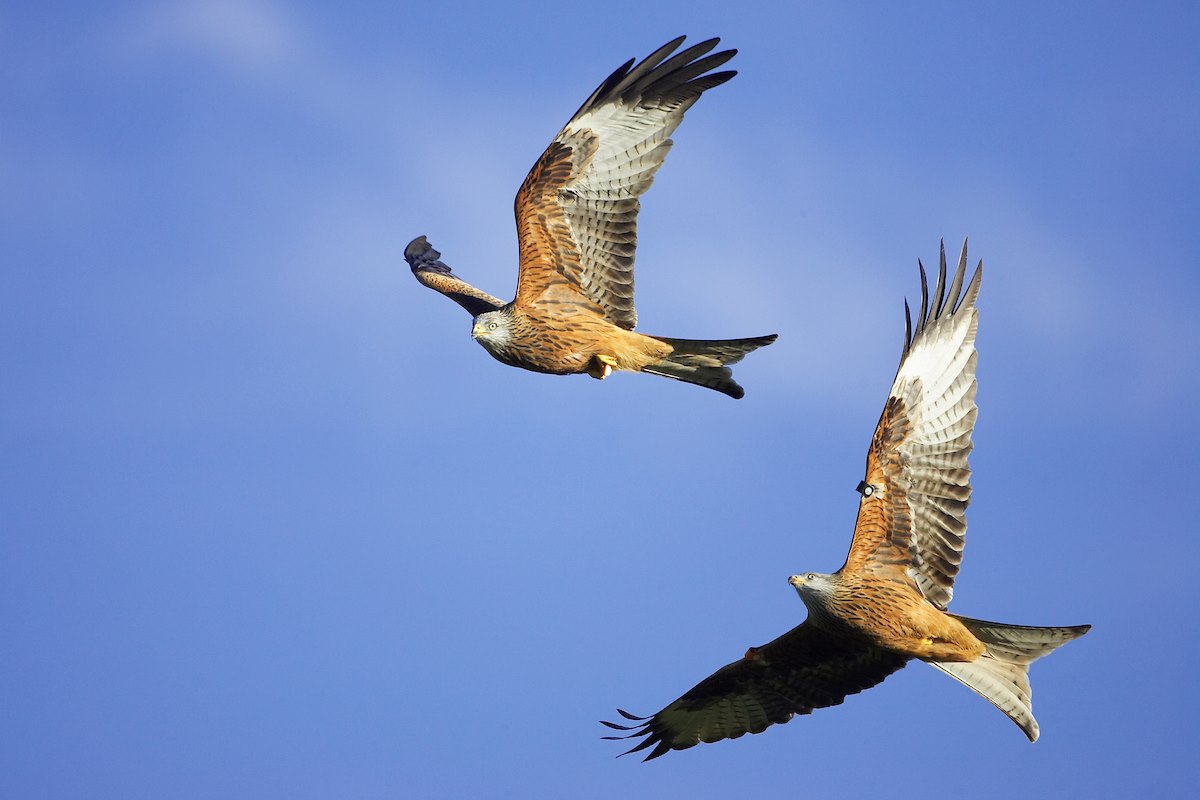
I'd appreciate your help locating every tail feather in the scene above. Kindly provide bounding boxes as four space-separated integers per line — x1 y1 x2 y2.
643 334 777 399
930 616 1090 742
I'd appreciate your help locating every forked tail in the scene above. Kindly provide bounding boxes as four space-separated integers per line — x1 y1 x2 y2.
929 615 1090 741
643 334 778 399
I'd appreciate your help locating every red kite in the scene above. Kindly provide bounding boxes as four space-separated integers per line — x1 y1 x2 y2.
406 37 776 398
603 241 1090 759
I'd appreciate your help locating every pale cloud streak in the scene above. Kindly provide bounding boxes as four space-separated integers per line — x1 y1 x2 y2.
113 0 307 77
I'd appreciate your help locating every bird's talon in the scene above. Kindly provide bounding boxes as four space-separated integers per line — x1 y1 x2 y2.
589 354 617 380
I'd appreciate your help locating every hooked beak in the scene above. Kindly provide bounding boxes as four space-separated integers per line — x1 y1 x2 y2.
471 323 485 339
788 575 805 588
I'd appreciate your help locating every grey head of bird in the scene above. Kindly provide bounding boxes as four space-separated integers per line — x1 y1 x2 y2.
789 572 838 614
471 308 515 353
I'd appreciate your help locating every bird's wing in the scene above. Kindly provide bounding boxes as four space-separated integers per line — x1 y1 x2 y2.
405 236 504 317
841 241 983 609
602 621 908 760
513 36 736 329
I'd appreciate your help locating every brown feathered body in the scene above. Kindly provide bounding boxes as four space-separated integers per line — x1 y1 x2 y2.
800 572 985 663
477 295 773 392
477 295 671 376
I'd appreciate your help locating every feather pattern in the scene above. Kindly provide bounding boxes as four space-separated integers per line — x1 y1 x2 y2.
602 623 907 760
514 37 736 329
842 240 983 609
931 616 1091 741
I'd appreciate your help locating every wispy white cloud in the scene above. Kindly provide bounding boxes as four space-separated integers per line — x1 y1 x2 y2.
112 0 306 77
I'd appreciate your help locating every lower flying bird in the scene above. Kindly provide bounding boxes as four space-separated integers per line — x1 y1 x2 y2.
405 37 776 399
603 241 1090 759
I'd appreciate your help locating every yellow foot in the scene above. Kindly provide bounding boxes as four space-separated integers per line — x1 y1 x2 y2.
588 354 617 380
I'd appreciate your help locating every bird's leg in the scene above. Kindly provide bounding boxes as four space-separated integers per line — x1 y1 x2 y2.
588 354 618 380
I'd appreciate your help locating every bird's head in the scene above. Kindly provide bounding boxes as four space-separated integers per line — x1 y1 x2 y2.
472 309 514 349
789 572 836 608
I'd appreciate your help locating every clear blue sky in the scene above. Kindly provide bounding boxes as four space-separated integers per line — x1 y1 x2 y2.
3 2 1198 797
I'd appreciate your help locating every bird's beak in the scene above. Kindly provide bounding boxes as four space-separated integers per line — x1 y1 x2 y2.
471 324 483 339
788 575 805 588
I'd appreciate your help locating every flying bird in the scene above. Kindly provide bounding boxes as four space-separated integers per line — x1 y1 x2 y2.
405 37 777 399
602 241 1090 759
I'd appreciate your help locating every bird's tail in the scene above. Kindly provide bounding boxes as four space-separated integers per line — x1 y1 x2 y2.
929 616 1090 742
642 334 778 399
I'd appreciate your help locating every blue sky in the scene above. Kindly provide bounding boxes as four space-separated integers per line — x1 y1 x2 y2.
3 2 1198 797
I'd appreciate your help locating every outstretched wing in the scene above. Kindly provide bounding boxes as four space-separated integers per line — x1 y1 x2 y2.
405 236 504 317
513 36 736 329
841 240 983 609
602 621 907 761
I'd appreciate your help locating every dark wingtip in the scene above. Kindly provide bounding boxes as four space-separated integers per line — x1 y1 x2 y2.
601 708 652 732
900 238 983 359
917 259 930 332
932 240 948 318
945 239 968 313
600 720 636 731
404 235 455 276
602 709 667 760
404 235 430 262
903 299 913 355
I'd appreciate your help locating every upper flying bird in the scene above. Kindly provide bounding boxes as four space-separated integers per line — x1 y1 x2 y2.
602 241 1091 759
405 37 777 399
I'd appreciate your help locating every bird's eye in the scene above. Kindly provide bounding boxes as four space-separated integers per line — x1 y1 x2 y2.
488 322 498 330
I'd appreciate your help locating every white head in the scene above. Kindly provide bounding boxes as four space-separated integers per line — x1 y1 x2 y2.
788 572 837 614
471 309 515 354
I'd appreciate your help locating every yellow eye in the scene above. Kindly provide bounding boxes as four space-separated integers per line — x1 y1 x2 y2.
489 322 498 330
